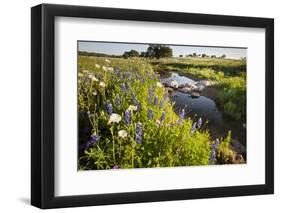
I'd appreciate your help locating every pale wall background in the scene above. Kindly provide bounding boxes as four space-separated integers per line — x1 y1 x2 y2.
0 0 279 212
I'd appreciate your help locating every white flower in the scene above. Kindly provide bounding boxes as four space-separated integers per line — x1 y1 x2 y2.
105 59 111 63
99 82 106 87
89 74 99 82
93 90 97 96
156 82 163 88
155 119 161 126
107 67 114 72
78 73 83 77
118 130 128 139
108 113 121 124
95 64 101 68
102 66 107 71
127 105 138 112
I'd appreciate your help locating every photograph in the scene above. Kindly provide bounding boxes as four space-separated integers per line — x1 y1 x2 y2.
77 41 247 170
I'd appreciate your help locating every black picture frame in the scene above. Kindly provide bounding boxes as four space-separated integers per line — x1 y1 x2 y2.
31 3 274 209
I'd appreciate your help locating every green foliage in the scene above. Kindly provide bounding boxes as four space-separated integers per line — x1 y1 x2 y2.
217 131 236 164
78 56 216 170
123 49 139 58
216 77 246 121
146 44 173 58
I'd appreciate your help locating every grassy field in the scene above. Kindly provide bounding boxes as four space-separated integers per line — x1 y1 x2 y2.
78 56 245 170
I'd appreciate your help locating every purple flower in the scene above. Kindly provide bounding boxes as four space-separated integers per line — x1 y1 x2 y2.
124 110 131 125
209 151 216 162
209 138 220 163
148 109 153 120
80 134 101 150
159 96 167 109
197 117 202 128
136 100 141 111
190 122 197 134
154 96 159 105
135 122 143 144
213 138 220 150
115 95 121 106
132 94 137 104
121 83 126 92
112 165 119 169
105 100 113 115
160 111 166 122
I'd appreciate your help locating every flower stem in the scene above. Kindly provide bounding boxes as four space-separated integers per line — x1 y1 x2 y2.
110 125 116 164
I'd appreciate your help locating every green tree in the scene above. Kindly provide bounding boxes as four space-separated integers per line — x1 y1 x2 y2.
146 44 173 59
123 49 139 58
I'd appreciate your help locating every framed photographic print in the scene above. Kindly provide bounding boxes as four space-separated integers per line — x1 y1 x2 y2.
31 3 274 209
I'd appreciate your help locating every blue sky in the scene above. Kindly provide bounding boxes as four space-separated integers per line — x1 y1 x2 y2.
78 41 247 59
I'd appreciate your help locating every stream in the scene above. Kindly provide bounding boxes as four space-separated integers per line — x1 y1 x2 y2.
160 71 246 156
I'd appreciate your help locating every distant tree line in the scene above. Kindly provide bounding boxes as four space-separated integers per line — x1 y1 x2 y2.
79 48 234 60
78 51 122 58
183 53 226 59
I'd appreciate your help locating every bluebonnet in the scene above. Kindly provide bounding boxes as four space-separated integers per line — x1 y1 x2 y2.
160 111 166 122
213 138 220 150
154 96 159 106
105 100 113 115
124 110 131 125
121 83 126 92
115 94 121 106
197 117 202 128
209 138 220 163
80 134 101 150
148 109 153 120
209 151 216 162
132 93 137 104
136 100 141 111
190 122 197 134
135 122 143 144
